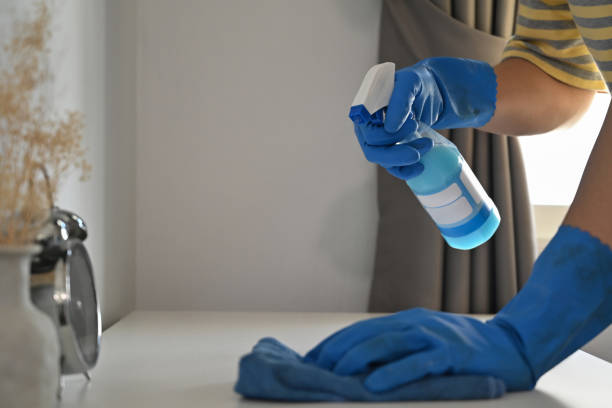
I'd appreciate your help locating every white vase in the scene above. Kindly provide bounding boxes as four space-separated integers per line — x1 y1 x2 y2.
0 245 60 408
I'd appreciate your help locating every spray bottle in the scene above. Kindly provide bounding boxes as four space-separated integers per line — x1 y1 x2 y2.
349 62 500 250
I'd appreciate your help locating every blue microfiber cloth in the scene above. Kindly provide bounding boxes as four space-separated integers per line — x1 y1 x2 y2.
234 337 505 401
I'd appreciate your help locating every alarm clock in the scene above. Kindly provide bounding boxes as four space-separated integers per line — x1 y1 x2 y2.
30 207 101 379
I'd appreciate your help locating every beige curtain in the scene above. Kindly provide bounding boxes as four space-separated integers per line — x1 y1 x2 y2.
368 0 537 314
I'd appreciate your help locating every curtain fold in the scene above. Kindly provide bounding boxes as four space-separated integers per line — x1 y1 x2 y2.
368 0 536 314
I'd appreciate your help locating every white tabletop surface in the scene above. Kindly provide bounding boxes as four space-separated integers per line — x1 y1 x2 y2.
59 311 612 408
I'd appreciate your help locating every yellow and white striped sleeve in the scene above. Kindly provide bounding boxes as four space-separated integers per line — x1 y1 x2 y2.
502 0 607 91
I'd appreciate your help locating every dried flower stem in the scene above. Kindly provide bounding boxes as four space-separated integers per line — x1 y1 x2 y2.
0 1 90 245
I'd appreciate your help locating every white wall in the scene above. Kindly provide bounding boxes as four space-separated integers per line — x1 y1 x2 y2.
48 0 136 328
2 0 381 323
100 0 138 326
520 94 609 206
135 0 382 311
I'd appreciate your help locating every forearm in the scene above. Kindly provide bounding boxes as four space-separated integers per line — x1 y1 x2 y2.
564 103 612 248
479 58 595 136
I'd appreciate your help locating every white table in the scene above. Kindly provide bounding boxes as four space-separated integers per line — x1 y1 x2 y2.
60 311 612 407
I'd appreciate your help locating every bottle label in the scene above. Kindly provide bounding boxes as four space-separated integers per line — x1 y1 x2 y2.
415 162 493 237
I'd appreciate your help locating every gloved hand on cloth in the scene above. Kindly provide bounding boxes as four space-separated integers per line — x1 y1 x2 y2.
236 55 612 400
304 225 612 393
234 337 505 401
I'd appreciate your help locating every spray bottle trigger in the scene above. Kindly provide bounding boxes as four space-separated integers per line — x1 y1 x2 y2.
348 105 386 126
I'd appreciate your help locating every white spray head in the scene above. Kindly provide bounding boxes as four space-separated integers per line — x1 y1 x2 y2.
349 62 396 124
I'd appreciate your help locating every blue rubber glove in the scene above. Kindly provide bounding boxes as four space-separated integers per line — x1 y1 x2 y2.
304 308 532 392
353 122 434 180
384 57 497 133
305 225 612 392
353 57 496 180
235 337 505 401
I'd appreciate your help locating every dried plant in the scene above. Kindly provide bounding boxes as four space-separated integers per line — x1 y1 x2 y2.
0 1 90 246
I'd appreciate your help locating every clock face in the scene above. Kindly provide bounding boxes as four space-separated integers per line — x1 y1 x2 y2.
66 242 100 368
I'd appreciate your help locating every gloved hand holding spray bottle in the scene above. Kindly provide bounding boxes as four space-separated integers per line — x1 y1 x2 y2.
349 61 499 249
307 58 612 394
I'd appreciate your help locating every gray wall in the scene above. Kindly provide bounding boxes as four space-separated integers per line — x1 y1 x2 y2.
3 0 381 324
4 0 611 364
0 0 134 328
134 0 382 311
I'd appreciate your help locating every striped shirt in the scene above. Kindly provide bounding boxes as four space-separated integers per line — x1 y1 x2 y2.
502 0 612 91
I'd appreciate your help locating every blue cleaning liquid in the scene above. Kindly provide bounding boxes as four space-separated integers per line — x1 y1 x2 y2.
406 124 500 250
